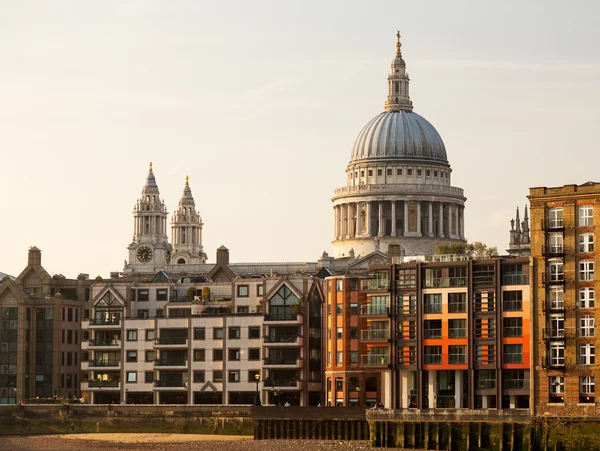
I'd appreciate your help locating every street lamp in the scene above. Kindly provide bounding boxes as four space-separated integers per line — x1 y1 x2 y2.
254 373 261 406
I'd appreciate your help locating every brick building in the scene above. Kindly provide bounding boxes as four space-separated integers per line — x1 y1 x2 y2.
325 249 530 410
529 182 600 415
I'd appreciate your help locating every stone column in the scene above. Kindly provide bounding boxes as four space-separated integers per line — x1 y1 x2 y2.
459 207 465 239
417 202 422 236
346 203 351 238
378 202 384 237
366 202 371 237
439 203 444 237
428 371 436 409
454 206 459 239
428 202 433 237
391 201 397 237
355 203 360 238
333 207 338 239
404 201 409 235
447 204 452 238
455 370 463 409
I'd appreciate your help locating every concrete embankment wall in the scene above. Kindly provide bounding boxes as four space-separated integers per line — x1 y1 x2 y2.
0 405 253 436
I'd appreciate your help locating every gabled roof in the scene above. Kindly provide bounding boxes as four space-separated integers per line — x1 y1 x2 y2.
0 272 15 282
151 271 169 283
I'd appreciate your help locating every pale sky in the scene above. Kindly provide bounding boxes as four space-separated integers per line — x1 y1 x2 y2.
2 1 600 278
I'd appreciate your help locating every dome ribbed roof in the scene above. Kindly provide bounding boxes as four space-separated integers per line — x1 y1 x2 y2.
350 110 447 164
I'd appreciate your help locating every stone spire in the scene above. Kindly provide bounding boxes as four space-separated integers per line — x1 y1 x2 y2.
170 176 206 265
384 31 413 112
507 205 531 256
522 206 529 233
515 207 521 232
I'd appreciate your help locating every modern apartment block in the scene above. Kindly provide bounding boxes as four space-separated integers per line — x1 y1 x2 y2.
325 248 530 410
529 182 600 416
0 247 93 404
81 272 324 406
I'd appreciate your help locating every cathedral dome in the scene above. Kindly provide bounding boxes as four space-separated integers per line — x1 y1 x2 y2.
350 110 447 164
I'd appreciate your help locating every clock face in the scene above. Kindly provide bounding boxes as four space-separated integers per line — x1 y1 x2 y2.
136 246 153 263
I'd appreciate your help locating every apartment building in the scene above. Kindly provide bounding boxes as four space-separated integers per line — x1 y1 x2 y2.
325 250 530 410
530 182 600 416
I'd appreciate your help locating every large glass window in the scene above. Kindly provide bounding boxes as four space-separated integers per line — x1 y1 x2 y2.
504 344 523 364
549 233 563 253
580 344 595 365
548 261 564 282
579 205 593 226
448 293 466 313
424 346 442 364
579 288 595 309
580 315 595 337
548 287 564 310
579 233 594 253
550 343 564 366
549 314 565 338
503 317 522 337
268 285 300 321
579 260 594 281
424 294 442 313
448 319 466 338
503 291 523 311
448 345 466 364
548 208 563 228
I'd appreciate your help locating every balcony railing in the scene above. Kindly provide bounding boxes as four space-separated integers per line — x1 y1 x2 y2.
423 277 467 288
448 329 466 339
502 274 529 285
360 305 389 316
88 340 120 347
263 357 300 365
424 355 442 364
361 354 390 366
88 380 120 387
423 329 442 339
264 313 298 322
477 380 496 390
154 380 186 388
264 334 299 343
503 327 523 338
504 380 530 390
449 355 467 364
155 337 188 345
360 279 390 291
271 379 301 388
154 358 187 367
543 329 565 340
361 329 390 340
542 272 565 284
89 318 121 326
89 360 120 367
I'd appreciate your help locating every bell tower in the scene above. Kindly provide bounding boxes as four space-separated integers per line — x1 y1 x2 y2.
170 176 206 265
124 163 172 273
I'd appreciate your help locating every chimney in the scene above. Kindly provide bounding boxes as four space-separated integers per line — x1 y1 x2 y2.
28 246 42 266
216 246 230 266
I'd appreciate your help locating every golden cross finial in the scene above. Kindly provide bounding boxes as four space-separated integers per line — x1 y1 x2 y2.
185 175 189 186
395 30 402 57
149 162 153 174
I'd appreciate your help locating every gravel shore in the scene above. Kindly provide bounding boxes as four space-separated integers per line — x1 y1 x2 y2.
0 434 379 451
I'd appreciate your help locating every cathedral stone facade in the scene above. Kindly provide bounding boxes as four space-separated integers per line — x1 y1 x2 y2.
332 33 466 259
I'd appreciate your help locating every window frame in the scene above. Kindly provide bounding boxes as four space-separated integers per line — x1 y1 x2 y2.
579 205 593 227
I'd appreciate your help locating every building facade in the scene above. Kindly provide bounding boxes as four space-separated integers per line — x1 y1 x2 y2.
325 249 530 411
529 182 600 416
331 33 466 259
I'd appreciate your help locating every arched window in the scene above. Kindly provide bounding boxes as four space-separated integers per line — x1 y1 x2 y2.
177 258 186 264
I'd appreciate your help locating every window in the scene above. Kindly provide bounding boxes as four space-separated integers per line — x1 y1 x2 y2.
448 293 466 313
127 372 137 383
548 207 563 228
336 280 343 291
126 351 137 362
368 169 373 176
579 205 593 226
426 170 431 177
229 327 241 339
397 168 402 176
475 345 495 364
549 233 563 253
194 371 205 383
335 378 343 392
503 317 523 337
424 319 442 338
350 351 358 363
145 350 154 362
549 376 564 395
145 371 154 383
434 170 438 177
504 344 523 364
580 344 595 365
407 169 413 176
579 233 594 253
549 314 564 338
268 284 300 320
249 327 260 339
550 343 565 366
449 345 466 364
417 169 422 176
145 330 155 341
350 303 358 315
336 351 343 364
336 304 342 315
237 306 249 314
336 327 343 339
228 370 240 383
580 260 594 281
448 319 466 338
213 328 224 339
503 291 523 311
127 330 137 341
580 315 595 337
156 309 164 318
424 346 442 364
229 349 241 361
213 371 223 383
157 289 168 301
237 285 249 297
194 327 205 340
548 261 564 282
248 370 259 382
257 285 264 296
580 376 595 395
580 288 595 309
248 348 260 360
350 327 358 339
194 349 205 361
424 294 442 313
213 349 223 361
548 287 564 310
137 310 149 319
387 168 392 176
327 352 331 364
137 289 149 302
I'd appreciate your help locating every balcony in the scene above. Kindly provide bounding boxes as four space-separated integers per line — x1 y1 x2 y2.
267 379 303 390
154 380 187 390
88 339 121 348
89 318 121 328
424 355 442 365
360 305 390 316
423 277 467 288
543 218 564 231
361 329 390 342
88 380 120 390
154 337 188 348
88 360 121 369
263 313 302 324
424 329 442 339
504 380 530 391
542 245 564 258
360 279 390 291
502 274 530 285
263 357 302 368
264 334 302 347
543 329 566 341
361 354 390 366
542 272 565 285
153 358 188 368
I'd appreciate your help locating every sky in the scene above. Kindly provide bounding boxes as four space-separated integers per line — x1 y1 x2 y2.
2 1 600 278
